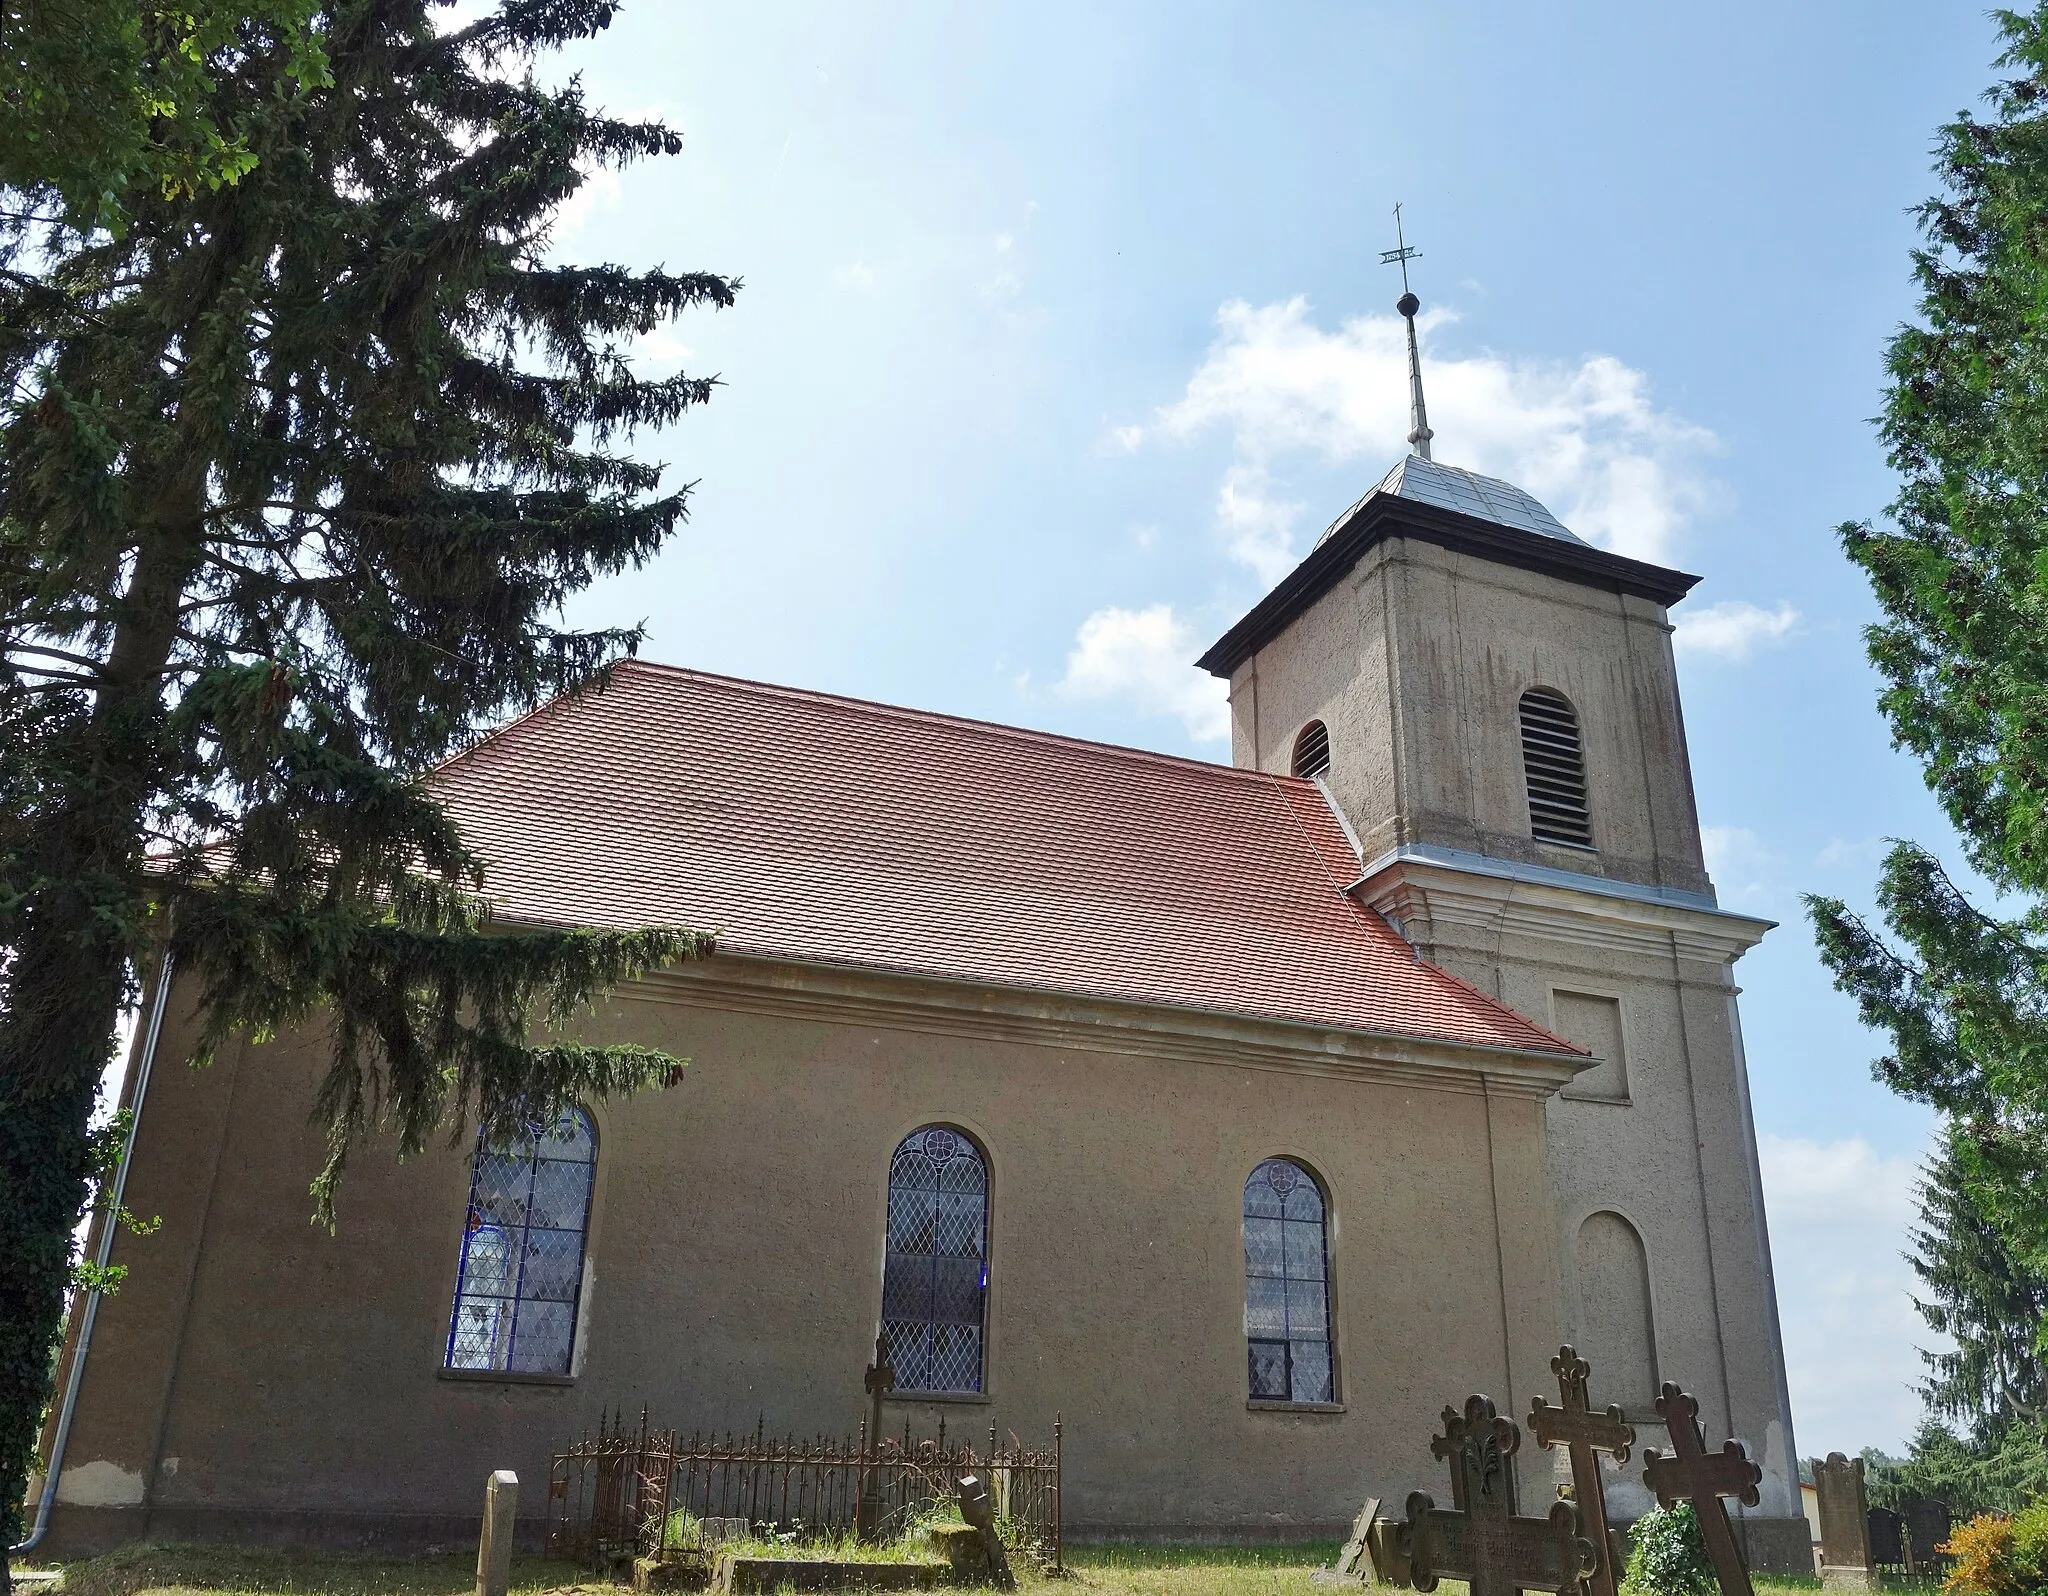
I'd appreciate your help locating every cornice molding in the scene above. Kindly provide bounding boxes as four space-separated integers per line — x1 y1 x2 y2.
1356 856 1773 966
613 952 1586 1101
1198 494 1700 678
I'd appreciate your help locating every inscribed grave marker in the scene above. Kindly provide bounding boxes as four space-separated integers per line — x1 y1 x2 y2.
1813 1453 1877 1592
1640 1383 1761 1596
1528 1345 1635 1596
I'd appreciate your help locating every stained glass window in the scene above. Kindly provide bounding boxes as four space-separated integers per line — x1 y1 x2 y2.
445 1107 597 1376
881 1126 989 1394
1244 1158 1334 1403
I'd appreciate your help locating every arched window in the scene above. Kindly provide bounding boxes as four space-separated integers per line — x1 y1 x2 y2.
882 1127 990 1394
1244 1158 1333 1403
445 1107 596 1375
1291 720 1331 779
1519 687 1592 846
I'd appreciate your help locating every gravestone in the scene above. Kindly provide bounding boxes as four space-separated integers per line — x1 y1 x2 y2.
475 1469 518 1596
1640 1383 1761 1596
956 1472 1016 1592
1901 1496 1953 1571
1402 1395 1598 1596
1335 1497 1385 1584
1528 1345 1635 1596
1813 1453 1877 1592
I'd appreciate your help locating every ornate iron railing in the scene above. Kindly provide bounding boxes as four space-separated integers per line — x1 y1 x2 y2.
546 1409 1061 1573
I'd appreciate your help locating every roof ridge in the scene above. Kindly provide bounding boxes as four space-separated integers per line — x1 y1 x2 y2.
551 657 1305 788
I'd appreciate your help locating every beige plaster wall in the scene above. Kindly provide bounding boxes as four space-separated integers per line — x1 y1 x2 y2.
1229 536 1710 896
1231 521 1802 1560
51 963 1573 1550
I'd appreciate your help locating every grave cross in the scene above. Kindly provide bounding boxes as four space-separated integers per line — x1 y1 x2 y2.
1640 1382 1762 1596
1404 1395 1598 1596
856 1335 895 1541
1528 1345 1635 1596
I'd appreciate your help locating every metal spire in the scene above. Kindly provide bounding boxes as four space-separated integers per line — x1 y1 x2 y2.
1378 203 1434 460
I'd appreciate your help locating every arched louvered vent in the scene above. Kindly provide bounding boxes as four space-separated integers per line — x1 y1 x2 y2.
1519 688 1592 846
1291 720 1331 779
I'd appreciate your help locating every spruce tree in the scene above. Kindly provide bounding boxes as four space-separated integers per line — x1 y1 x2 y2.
1809 3 2048 1297
1909 1131 2048 1437
0 2 734 1580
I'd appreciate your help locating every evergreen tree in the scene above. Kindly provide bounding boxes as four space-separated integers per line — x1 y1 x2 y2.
1910 1131 2048 1436
0 2 735 1582
1809 3 2048 1295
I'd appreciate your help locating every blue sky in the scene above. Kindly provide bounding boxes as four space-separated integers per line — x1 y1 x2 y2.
532 0 2002 1455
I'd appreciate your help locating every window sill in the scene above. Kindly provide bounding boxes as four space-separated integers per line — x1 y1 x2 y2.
438 1367 576 1387
1247 1399 1346 1415
882 1390 992 1406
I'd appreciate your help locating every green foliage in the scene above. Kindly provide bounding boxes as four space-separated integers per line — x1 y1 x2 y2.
1807 2 2048 1341
1874 1422 2048 1521
0 1 330 231
0 0 736 1565
1624 1503 1716 1596
1910 1132 2048 1439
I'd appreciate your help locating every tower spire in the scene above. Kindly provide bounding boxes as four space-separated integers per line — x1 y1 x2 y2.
1379 203 1434 460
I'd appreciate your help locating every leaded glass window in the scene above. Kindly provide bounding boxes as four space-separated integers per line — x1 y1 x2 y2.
881 1126 989 1394
445 1107 597 1375
1244 1158 1334 1403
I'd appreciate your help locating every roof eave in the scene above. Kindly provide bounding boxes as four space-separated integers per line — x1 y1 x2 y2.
1196 494 1703 679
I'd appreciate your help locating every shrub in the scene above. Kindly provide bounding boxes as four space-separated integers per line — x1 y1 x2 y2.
1625 1503 1716 1596
1943 1512 2021 1596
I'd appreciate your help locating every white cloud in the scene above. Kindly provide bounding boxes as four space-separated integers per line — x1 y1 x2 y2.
1758 1134 1936 1455
1130 296 1717 577
1674 600 1799 662
1057 604 1230 743
1701 823 1774 905
548 165 622 251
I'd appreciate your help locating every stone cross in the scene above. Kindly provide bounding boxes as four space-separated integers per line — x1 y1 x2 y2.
1640 1382 1762 1596
1813 1452 1877 1592
1404 1395 1598 1596
474 1469 517 1596
855 1335 896 1541
957 1472 1017 1592
1336 1496 1384 1584
1528 1345 1635 1596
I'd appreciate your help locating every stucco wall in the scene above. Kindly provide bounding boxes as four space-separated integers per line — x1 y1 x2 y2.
49 961 1575 1550
1229 535 1710 896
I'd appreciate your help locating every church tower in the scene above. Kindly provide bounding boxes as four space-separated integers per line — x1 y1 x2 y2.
1196 288 1808 1565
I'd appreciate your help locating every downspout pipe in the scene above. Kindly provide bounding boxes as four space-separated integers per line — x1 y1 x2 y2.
13 952 174 1556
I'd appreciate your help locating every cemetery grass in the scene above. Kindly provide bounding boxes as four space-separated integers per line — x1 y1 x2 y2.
37 1542 1841 1596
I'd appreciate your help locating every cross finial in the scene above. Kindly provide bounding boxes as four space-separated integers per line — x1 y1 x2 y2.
1379 202 1435 461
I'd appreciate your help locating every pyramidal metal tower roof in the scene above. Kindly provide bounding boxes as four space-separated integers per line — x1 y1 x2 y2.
1318 455 1588 550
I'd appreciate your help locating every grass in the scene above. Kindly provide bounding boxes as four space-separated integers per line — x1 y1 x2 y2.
22 1541 1885 1596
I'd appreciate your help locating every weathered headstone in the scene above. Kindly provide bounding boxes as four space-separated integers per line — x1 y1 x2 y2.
1813 1453 1877 1592
1900 1496 1953 1572
1640 1383 1761 1596
476 1469 518 1596
1528 1345 1635 1596
1403 1395 1598 1596
956 1472 1016 1592
1328 1496 1384 1585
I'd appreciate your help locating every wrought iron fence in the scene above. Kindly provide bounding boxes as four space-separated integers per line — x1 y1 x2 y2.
546 1409 1062 1573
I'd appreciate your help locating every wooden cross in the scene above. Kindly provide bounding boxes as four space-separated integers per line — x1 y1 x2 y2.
1404 1395 1598 1596
1640 1382 1762 1596
864 1333 896 1446
1528 1345 1635 1596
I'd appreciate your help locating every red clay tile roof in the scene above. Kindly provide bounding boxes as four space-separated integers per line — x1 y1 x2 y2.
432 661 1578 1057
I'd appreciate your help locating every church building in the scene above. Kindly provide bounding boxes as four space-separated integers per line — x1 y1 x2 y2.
36 407 1809 1564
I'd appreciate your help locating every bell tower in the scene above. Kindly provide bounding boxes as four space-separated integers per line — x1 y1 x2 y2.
1192 271 1810 1572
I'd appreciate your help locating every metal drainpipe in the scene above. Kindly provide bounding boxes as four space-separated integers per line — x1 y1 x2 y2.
13 952 174 1556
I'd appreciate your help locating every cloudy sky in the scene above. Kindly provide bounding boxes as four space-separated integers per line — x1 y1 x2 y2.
529 0 2000 1455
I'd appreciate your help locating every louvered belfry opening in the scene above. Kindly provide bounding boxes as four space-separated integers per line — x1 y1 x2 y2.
1291 720 1331 779
1519 688 1592 846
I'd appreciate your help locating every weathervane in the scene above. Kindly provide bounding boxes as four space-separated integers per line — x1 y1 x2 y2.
1379 202 1435 460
